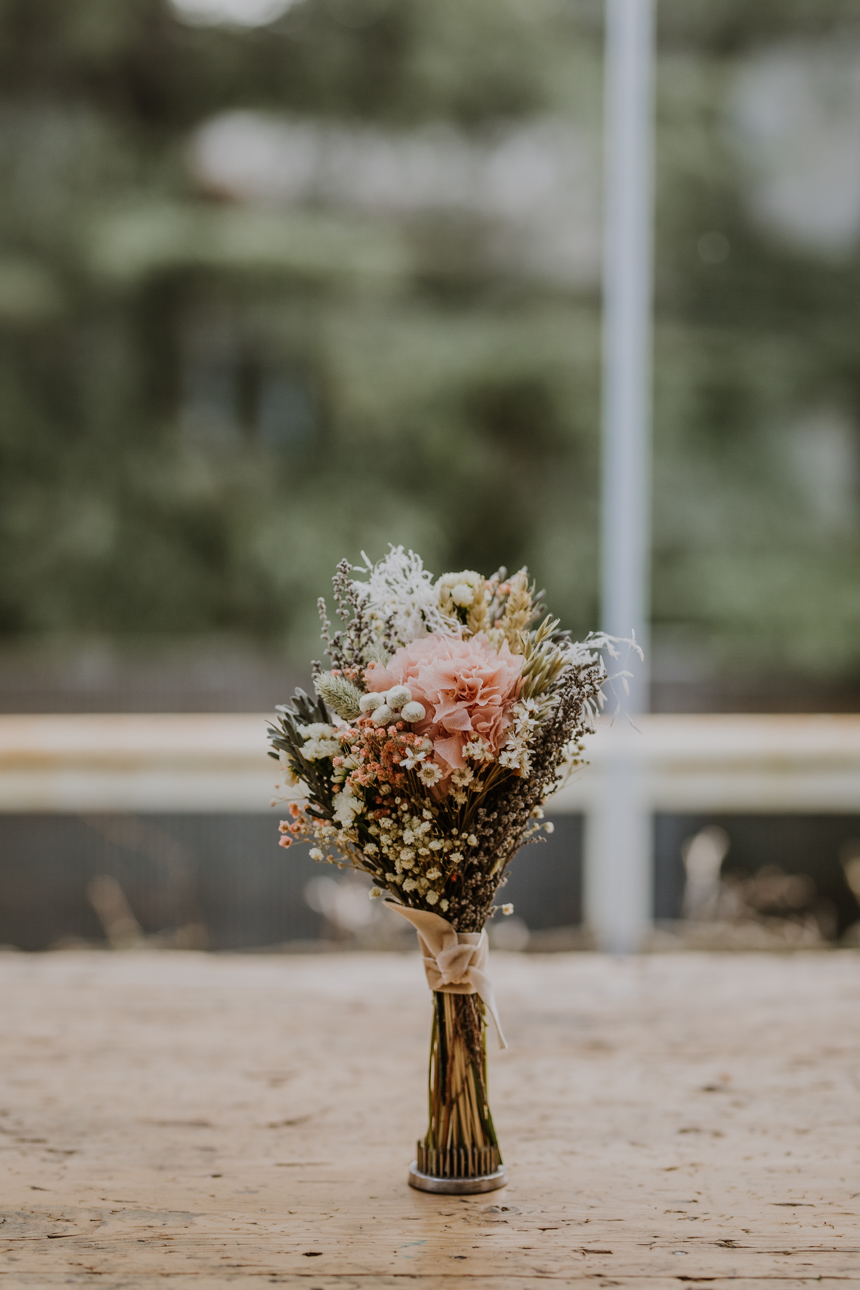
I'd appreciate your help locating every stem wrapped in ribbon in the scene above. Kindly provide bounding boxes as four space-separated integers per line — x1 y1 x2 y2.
384 902 507 1049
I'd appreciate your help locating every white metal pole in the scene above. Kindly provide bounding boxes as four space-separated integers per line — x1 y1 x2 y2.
585 0 656 953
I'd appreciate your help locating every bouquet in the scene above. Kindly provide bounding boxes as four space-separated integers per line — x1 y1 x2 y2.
268 547 622 1192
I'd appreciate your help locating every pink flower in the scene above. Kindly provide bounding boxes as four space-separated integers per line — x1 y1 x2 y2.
366 632 522 775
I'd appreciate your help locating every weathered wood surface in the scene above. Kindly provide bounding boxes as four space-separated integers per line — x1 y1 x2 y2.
1 948 859 1288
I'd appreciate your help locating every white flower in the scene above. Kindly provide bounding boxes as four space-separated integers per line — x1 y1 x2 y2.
276 766 309 802
352 547 459 649
372 704 394 726
418 762 443 786
436 570 482 611
359 692 384 713
501 903 514 916
426 890 439 905
309 847 323 861
402 878 418 892
544 822 555 834
333 788 363 828
531 806 544 819
299 722 336 739
463 737 491 762
450 766 474 788
425 867 441 880
440 898 449 912
429 839 443 851
400 847 415 861
297 722 342 762
451 582 474 607
303 737 341 761
399 748 428 771
401 701 426 723
467 834 478 847
386 684 412 710
369 887 384 899
450 851 463 864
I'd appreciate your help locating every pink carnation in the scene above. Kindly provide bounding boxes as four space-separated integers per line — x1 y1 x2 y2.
366 632 523 775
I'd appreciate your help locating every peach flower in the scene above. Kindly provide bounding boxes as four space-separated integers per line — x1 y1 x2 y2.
366 632 523 775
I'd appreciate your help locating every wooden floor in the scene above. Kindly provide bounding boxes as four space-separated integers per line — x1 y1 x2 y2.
1 948 859 1288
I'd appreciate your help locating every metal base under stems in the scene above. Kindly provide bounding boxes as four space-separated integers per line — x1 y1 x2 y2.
408 1162 507 1195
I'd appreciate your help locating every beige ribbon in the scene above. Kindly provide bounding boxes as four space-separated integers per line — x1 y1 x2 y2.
384 902 507 1049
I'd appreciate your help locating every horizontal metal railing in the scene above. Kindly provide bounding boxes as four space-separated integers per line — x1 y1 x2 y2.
0 713 859 814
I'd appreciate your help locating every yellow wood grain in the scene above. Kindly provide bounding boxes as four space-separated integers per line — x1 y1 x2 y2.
0 948 858 1287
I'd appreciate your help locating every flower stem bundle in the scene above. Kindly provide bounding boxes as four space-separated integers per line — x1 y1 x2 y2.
267 547 632 1187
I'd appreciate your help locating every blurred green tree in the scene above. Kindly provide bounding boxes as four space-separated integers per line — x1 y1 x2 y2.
0 0 858 703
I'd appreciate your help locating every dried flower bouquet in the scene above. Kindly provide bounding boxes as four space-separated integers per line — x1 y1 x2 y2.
268 547 623 1192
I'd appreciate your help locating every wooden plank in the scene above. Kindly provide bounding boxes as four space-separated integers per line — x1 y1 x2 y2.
0 949 859 1286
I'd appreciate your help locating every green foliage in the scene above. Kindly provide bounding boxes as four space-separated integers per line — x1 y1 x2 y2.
314 670 362 720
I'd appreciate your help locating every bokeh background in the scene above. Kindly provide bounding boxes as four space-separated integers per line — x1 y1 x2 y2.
3 0 860 950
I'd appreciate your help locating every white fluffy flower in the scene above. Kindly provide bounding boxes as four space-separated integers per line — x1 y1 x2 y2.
352 547 459 649
401 701 426 723
501 903 514 916
436 569 482 609
299 723 336 739
418 762 443 786
303 737 341 760
359 692 384 713
371 704 394 726
298 722 340 761
386 684 412 710
333 787 363 828
309 847 323 861
426 890 439 905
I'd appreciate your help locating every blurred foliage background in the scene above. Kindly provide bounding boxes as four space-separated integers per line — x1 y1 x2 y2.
1 0 860 710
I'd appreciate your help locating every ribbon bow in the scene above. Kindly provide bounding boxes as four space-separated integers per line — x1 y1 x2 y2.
384 902 507 1049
